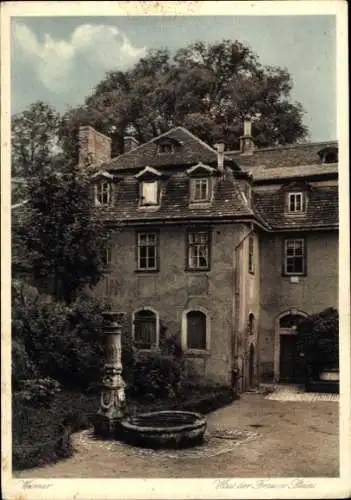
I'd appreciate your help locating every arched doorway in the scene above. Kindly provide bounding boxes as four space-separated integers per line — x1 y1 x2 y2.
277 312 306 383
249 343 255 388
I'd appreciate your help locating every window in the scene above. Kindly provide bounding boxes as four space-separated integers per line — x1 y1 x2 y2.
158 142 174 154
248 236 255 273
190 178 210 203
318 147 338 164
323 151 338 163
137 232 158 271
284 238 306 275
102 243 112 267
186 311 207 349
287 192 305 213
187 231 210 270
140 180 159 206
133 309 158 349
95 181 111 206
248 313 255 335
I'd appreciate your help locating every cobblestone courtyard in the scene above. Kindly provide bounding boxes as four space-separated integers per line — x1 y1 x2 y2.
14 391 339 478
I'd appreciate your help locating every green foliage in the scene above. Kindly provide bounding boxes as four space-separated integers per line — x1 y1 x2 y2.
130 353 183 399
12 281 110 389
11 101 61 177
14 164 110 302
17 378 61 407
297 307 339 378
11 339 38 390
12 390 98 470
60 40 308 157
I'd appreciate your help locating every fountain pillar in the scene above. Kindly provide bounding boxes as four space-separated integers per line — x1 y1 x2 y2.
94 312 126 438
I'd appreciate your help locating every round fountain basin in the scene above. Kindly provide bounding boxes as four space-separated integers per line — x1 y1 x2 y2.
120 410 207 449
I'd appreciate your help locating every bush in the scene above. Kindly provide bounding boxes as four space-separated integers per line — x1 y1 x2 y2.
12 281 110 389
297 307 339 379
12 389 99 470
12 339 38 390
131 353 182 399
17 377 61 407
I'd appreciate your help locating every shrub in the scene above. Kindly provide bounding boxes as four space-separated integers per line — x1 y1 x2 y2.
131 353 182 399
297 307 339 379
12 339 38 390
18 378 61 407
12 281 110 389
12 389 99 470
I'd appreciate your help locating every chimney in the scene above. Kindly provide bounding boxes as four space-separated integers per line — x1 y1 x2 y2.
240 116 255 155
215 141 225 173
78 126 111 168
124 136 139 153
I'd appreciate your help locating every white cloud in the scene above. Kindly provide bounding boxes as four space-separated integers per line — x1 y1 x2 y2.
13 23 147 92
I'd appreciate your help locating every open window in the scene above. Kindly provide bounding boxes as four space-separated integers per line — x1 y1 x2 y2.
92 170 115 207
135 166 162 207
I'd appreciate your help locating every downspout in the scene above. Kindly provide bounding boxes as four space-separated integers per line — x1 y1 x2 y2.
231 223 255 394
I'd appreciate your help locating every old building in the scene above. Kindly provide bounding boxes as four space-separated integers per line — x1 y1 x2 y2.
78 121 338 392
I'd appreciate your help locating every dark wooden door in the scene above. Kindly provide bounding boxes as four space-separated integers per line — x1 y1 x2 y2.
280 335 296 382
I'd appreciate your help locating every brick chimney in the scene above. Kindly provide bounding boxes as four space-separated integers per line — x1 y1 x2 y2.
240 117 255 155
214 141 225 173
78 126 112 168
124 136 139 153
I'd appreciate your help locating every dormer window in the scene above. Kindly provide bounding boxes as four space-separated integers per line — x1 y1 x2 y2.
140 180 159 206
135 166 162 207
186 163 216 205
158 142 174 154
191 178 210 203
318 146 338 164
95 180 111 206
287 192 305 213
92 170 115 207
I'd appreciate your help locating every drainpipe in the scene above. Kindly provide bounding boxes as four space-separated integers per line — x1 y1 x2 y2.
231 223 255 395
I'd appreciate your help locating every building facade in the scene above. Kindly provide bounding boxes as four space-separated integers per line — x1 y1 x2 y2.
63 124 341 390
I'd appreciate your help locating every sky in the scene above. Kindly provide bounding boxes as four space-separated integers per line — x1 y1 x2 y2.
11 15 336 142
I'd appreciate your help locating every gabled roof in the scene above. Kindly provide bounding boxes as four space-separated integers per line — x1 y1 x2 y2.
104 127 238 171
227 141 338 170
254 186 338 230
249 163 338 183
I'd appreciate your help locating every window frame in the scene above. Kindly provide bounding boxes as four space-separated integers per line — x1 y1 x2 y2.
157 142 174 155
248 313 255 336
190 177 211 203
287 192 306 214
136 230 159 272
283 237 307 276
139 180 160 207
94 180 112 206
186 229 211 272
132 307 159 350
181 308 211 354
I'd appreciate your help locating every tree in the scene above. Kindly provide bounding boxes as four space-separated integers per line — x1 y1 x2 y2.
296 308 339 380
15 165 111 303
11 101 61 178
60 40 308 156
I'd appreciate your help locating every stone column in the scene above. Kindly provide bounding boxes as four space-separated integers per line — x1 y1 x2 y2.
94 312 126 438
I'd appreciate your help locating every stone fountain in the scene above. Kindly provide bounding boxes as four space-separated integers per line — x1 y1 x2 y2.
94 312 207 448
